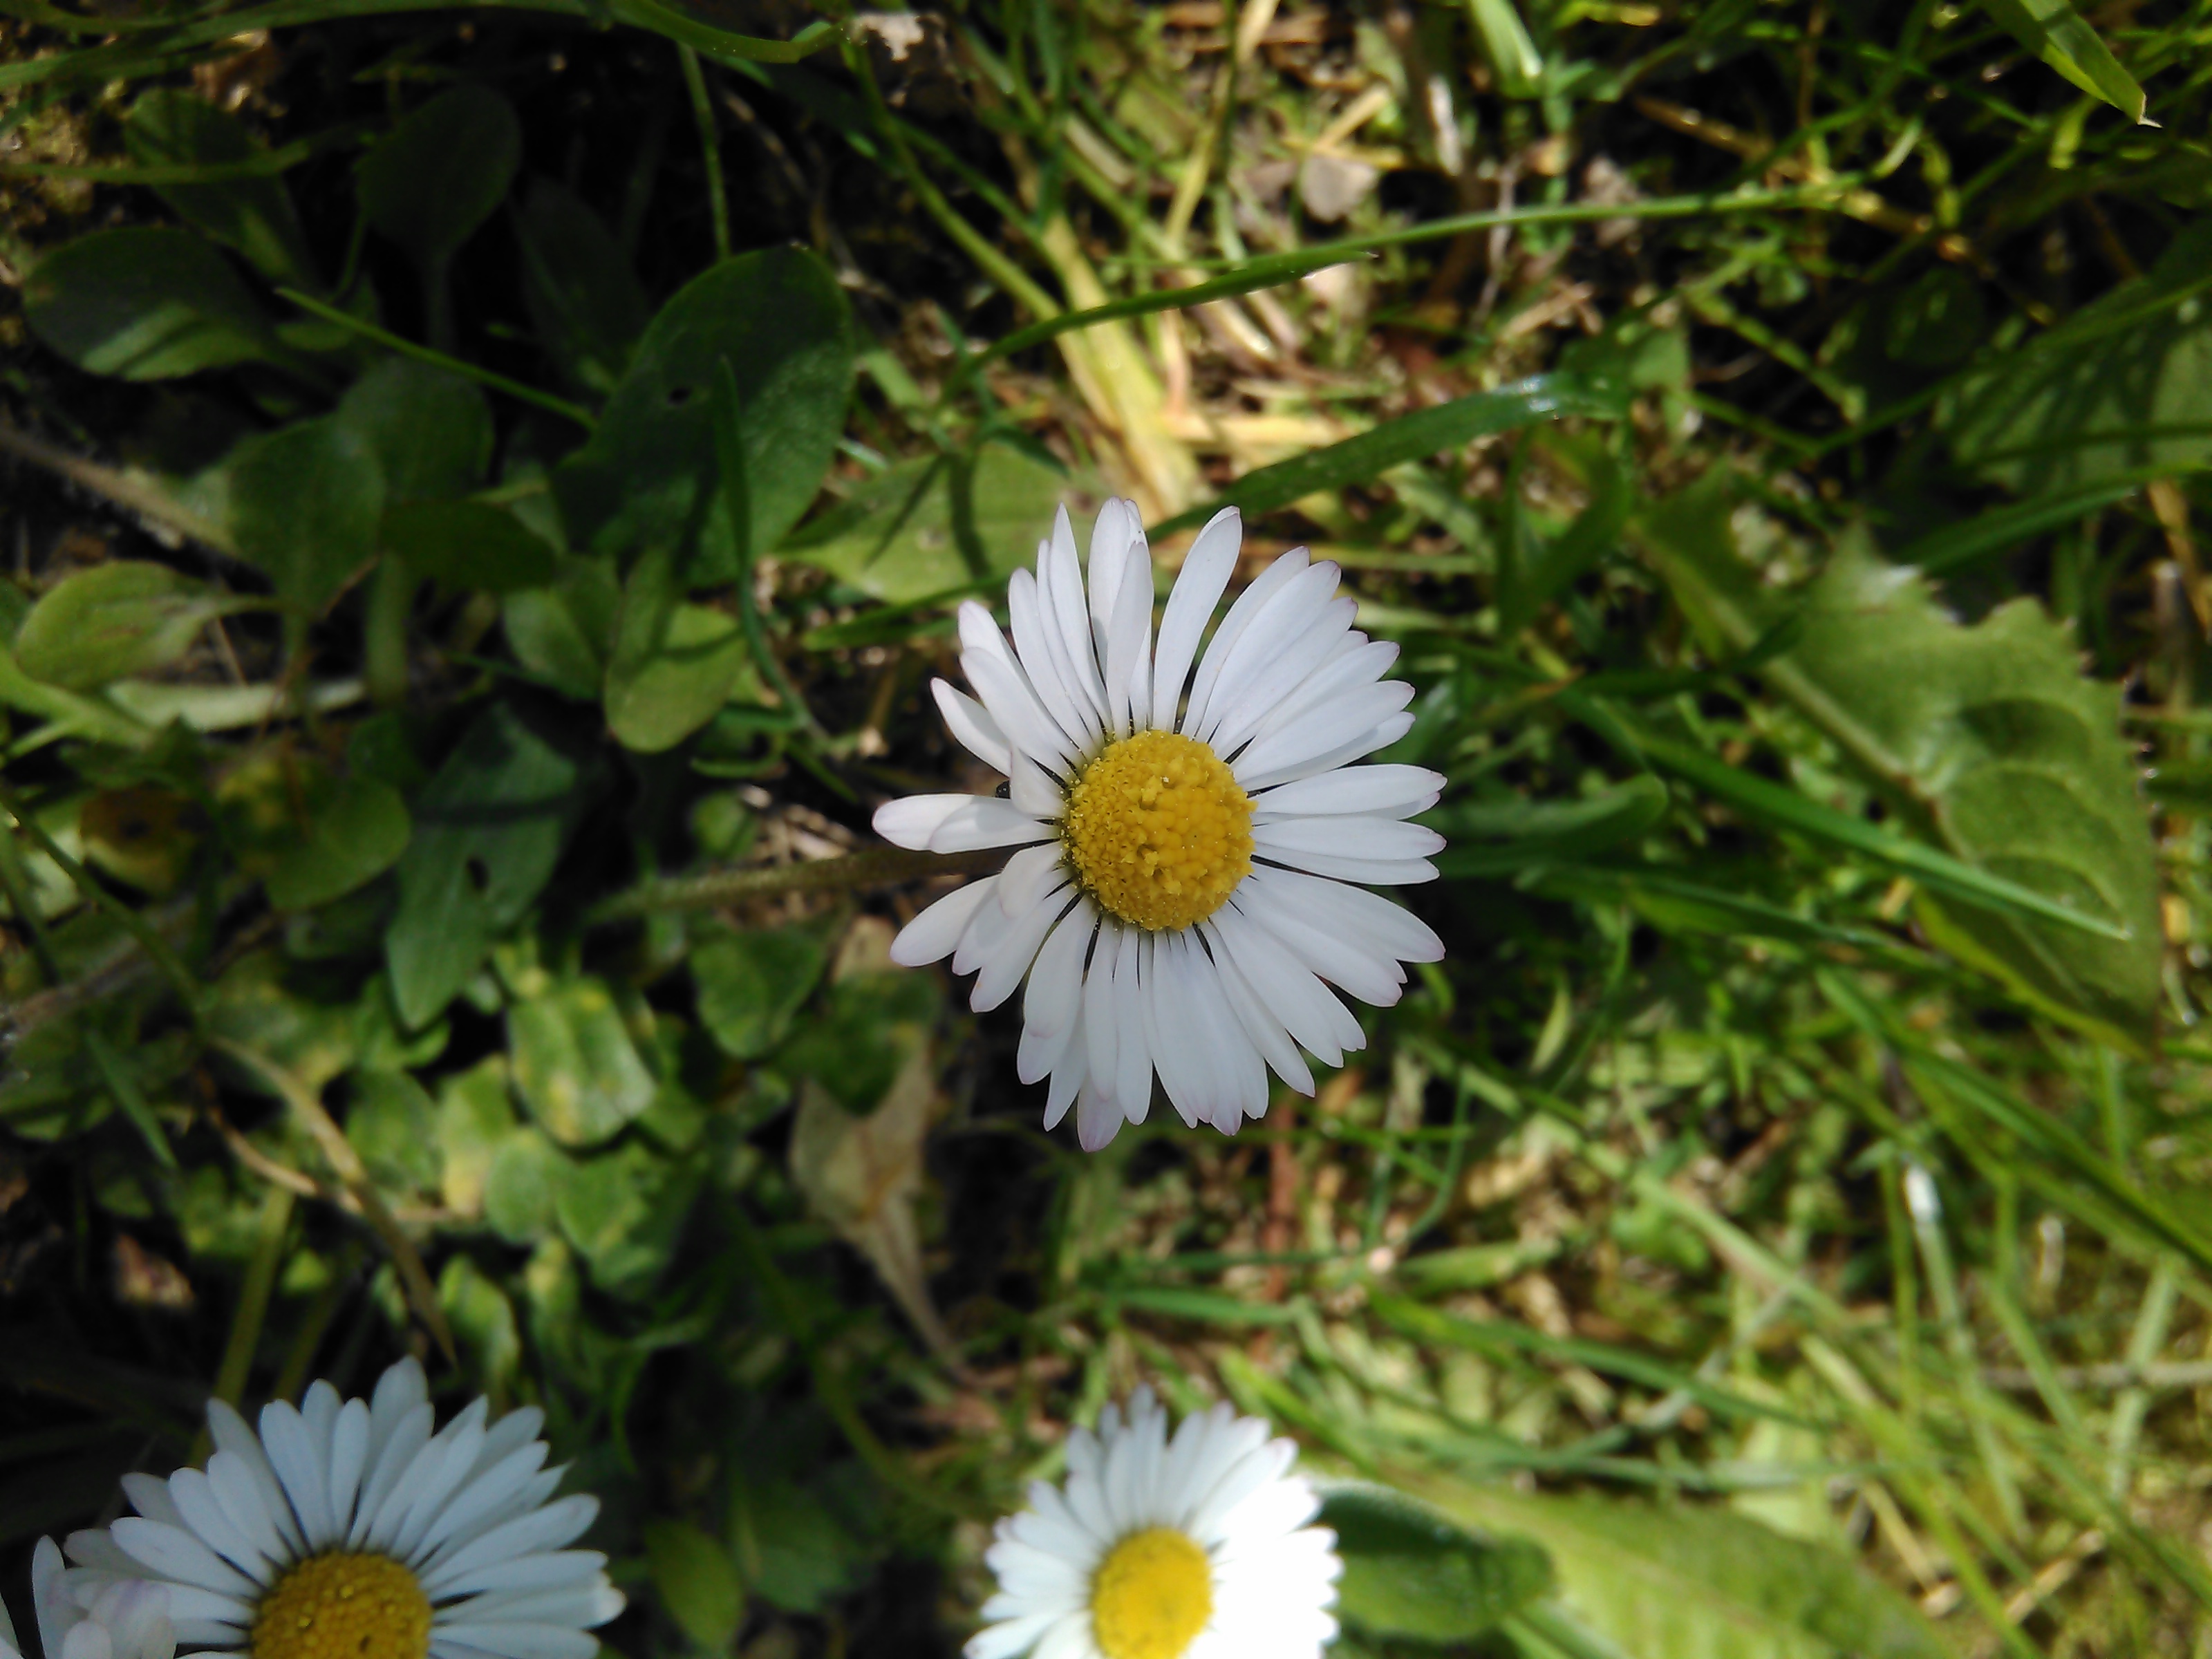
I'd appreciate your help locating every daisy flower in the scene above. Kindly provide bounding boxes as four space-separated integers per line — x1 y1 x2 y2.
874 499 1445 1149
6 1539 174 1659
968 1387 1340 1659
61 1358 624 1659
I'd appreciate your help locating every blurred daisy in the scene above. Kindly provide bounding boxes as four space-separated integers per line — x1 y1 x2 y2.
968 1387 1340 1659
4 1539 174 1659
876 498 1445 1148
62 1358 623 1659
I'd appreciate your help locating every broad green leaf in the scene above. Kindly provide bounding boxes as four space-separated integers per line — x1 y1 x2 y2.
606 602 755 751
384 501 559 594
356 84 523 268
123 88 317 286
503 556 621 698
603 544 763 752
507 973 655 1147
552 246 853 572
644 1519 746 1652
1321 1484 1552 1642
12 561 249 691
335 359 493 504
24 227 283 380
781 444 1083 604
1979 0 2145 122
691 923 830 1059
262 776 411 912
483 1127 562 1242
384 702 596 1029
223 415 386 618
514 176 650 397
1946 219 2212 489
1148 374 1627 536
1638 482 2160 1048
1407 1480 1949 1659
346 1069 440 1194
435 1056 516 1217
552 1137 701 1297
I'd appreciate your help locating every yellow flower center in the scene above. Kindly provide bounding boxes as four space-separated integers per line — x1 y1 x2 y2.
1089 1527 1214 1659
1062 731 1252 932
252 1553 433 1659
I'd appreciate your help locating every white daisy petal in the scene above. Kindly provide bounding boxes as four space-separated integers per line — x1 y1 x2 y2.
973 884 1076 1013
892 876 1002 967
874 793 975 851
63 1362 619 1659
965 639 1080 774
1184 547 1310 737
1006 744 1062 820
1011 568 1100 751
926 797 1056 854
966 1392 1338 1659
875 500 1444 1149
1151 508 1242 726
1250 763 1443 821
1109 924 1151 1121
1230 679 1416 789
933 678 1013 773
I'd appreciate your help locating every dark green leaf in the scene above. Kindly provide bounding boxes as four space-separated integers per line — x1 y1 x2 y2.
1321 1485 1553 1642
123 88 316 286
223 415 386 617
552 1137 700 1296
1638 482 2161 1048
335 358 493 504
603 544 761 752
263 776 411 911
644 1519 747 1651
356 84 523 268
482 1127 562 1243
781 444 1085 604
507 974 655 1147
502 556 621 698
24 227 283 380
384 703 596 1028
12 561 247 691
1150 374 1627 536
514 176 650 397
385 501 559 594
552 246 853 571
347 1068 440 1193
691 924 830 1060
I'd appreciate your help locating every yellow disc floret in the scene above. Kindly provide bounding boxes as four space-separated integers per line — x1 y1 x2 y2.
1062 730 1253 932
1090 1527 1215 1659
252 1553 433 1659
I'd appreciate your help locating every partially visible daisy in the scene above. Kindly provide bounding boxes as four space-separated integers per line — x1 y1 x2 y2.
4 1539 174 1659
62 1358 623 1659
876 500 1445 1149
968 1387 1340 1659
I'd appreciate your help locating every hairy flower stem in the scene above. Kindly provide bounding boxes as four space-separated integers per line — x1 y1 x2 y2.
589 847 1002 924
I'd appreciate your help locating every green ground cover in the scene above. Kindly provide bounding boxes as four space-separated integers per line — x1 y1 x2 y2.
3 0 2212 1651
